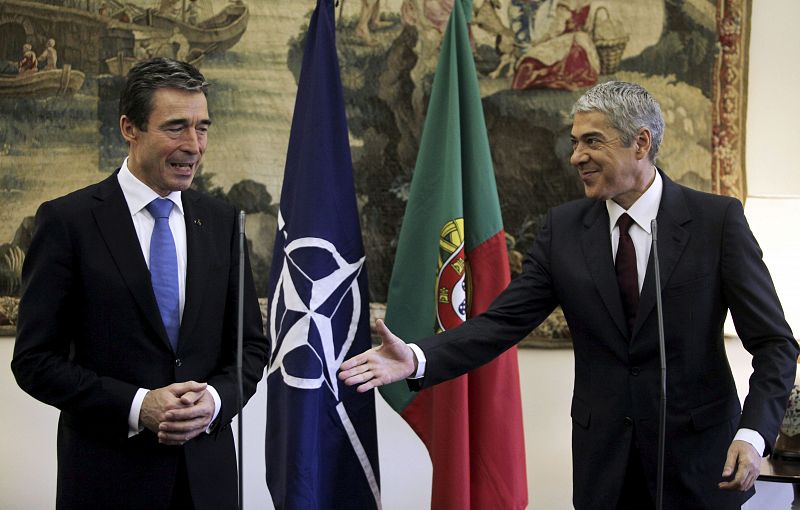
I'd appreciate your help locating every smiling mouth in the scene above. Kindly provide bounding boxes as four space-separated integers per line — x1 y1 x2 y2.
580 169 599 181
169 162 196 173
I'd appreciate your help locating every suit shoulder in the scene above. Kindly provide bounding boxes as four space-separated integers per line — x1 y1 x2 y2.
184 188 236 215
549 197 598 222
37 177 114 215
552 196 597 212
675 182 743 215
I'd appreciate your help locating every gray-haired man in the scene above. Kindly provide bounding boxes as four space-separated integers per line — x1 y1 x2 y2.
340 81 797 509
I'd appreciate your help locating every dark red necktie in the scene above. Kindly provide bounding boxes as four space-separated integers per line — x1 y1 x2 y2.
615 213 639 334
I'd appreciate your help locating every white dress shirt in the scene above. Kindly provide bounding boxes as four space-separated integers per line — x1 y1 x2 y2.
117 160 221 437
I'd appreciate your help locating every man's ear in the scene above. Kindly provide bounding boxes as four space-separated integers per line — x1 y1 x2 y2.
634 127 652 161
119 115 137 144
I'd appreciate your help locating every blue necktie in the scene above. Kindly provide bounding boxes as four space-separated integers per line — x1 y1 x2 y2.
146 198 180 351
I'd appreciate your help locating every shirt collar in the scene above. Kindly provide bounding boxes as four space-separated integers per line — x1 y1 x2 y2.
606 168 663 233
117 158 184 217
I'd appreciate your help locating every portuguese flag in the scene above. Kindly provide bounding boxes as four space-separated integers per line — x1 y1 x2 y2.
379 1 528 508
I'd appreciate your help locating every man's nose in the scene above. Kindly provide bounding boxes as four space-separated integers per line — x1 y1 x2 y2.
570 145 588 166
181 129 201 153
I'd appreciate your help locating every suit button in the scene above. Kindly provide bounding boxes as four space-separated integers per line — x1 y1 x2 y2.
624 417 634 427
175 358 182 367
630 367 640 376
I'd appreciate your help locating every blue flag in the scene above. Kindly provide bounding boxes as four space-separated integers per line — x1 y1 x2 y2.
265 1 381 509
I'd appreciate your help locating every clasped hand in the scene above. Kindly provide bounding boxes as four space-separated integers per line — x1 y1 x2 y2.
140 381 214 445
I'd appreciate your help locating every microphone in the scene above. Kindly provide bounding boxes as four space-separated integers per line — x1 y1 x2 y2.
652 218 666 510
237 210 246 510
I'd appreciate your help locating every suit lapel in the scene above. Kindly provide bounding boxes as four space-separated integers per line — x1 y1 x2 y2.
91 174 171 347
632 172 691 339
179 191 214 348
581 201 629 339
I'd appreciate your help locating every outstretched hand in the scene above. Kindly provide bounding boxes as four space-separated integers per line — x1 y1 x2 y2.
339 320 417 393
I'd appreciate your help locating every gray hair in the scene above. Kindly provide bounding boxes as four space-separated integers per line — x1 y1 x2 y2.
571 81 665 163
119 57 209 131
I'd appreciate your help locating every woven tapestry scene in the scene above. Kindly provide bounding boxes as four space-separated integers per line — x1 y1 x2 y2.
0 0 750 347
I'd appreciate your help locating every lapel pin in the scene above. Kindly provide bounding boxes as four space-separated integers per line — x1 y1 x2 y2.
194 219 203 226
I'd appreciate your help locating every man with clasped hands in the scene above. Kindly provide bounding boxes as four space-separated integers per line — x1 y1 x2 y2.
12 58 268 509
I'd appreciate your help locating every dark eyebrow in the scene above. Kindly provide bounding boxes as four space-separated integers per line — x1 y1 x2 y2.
570 130 605 141
159 118 212 128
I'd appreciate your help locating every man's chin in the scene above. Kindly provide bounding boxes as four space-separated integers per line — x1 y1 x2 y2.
582 185 600 201
168 177 195 192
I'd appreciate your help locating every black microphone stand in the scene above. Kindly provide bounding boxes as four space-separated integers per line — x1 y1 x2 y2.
237 211 246 510
652 219 666 510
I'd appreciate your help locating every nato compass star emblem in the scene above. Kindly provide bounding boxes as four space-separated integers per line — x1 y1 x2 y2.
268 212 365 400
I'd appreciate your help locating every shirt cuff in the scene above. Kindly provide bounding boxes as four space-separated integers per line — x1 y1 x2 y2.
205 384 222 434
734 428 765 456
407 343 427 379
128 388 149 438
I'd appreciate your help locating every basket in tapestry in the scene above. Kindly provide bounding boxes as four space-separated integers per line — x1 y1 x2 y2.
591 6 629 75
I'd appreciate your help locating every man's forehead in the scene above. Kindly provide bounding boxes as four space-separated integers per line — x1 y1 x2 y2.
149 88 209 122
150 88 207 107
571 111 614 137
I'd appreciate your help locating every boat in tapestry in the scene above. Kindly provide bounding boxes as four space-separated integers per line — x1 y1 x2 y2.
0 65 85 99
132 1 249 55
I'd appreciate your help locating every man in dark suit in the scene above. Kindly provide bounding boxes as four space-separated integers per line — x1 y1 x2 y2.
11 58 268 509
340 81 798 509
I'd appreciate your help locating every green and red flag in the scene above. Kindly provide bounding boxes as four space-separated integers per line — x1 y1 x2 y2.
379 1 527 508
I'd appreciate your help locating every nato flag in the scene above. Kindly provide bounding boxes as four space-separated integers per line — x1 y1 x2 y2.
265 1 381 509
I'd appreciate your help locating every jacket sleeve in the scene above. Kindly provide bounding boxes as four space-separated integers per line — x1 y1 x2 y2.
11 201 140 435
722 199 798 453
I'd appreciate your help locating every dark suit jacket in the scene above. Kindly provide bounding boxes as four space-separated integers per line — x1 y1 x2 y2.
12 173 269 510
414 171 798 509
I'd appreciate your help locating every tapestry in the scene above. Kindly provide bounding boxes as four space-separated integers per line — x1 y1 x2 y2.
0 0 751 347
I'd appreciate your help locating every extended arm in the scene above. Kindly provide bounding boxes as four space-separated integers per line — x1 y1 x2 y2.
342 210 559 392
